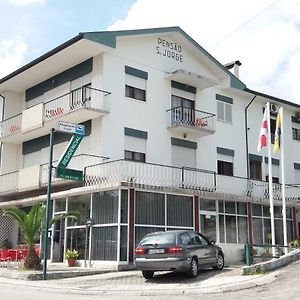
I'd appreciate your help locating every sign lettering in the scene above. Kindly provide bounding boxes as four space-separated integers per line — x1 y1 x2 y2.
156 37 183 62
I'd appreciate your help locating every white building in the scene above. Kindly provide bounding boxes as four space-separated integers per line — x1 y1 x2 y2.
0 26 299 266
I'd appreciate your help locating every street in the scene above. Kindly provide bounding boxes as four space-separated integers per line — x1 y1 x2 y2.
0 261 299 299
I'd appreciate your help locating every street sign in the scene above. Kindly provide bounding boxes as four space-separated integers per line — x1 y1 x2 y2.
56 167 84 181
57 121 85 136
57 134 83 169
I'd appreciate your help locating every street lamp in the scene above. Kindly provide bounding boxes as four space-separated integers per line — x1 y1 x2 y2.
84 218 93 267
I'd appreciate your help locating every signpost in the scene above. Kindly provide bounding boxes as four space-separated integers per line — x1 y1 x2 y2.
43 122 85 280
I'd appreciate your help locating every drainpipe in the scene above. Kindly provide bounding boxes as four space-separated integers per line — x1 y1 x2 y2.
0 94 5 174
245 94 257 178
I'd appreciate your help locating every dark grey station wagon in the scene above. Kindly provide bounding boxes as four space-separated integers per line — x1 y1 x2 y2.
134 230 224 279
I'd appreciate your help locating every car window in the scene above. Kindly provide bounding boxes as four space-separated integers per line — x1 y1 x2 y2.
189 232 202 245
197 233 209 246
140 233 175 246
180 232 192 245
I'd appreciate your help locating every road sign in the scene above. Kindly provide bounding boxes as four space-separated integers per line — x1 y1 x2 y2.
57 135 83 168
56 167 84 181
57 121 85 136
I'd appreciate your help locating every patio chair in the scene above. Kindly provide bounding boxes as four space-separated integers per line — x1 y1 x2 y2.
0 249 12 268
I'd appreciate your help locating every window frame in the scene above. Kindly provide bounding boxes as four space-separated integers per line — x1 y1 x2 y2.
292 127 300 141
125 84 146 101
124 150 146 162
216 100 232 123
217 160 233 176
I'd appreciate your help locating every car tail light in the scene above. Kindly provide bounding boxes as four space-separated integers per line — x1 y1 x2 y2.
135 247 145 255
167 246 184 253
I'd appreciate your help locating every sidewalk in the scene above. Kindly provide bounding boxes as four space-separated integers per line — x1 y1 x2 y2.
0 264 280 296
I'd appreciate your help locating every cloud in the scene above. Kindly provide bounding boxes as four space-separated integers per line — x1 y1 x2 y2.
108 0 300 104
7 0 45 5
0 39 27 78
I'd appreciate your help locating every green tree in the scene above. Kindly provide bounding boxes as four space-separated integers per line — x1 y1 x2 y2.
4 204 79 270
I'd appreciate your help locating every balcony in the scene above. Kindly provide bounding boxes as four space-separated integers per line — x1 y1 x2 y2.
167 106 215 137
0 86 111 143
0 154 108 197
84 160 300 204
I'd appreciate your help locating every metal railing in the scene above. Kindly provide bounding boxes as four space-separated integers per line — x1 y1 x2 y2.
0 114 22 139
40 154 109 185
84 159 300 203
0 86 111 139
0 170 19 194
167 106 215 133
44 86 110 122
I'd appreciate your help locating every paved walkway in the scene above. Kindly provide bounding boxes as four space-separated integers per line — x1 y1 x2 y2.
0 263 279 296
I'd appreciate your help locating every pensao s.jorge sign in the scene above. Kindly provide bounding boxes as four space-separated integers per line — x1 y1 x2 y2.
155 37 183 62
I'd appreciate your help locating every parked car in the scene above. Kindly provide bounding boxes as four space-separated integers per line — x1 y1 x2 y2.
134 230 224 279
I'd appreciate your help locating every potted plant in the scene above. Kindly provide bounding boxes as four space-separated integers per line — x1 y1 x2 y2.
65 249 79 267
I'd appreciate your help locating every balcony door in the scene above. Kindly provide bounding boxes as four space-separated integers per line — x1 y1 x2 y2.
171 95 195 126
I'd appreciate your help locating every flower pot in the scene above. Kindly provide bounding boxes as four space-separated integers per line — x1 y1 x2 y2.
67 258 76 267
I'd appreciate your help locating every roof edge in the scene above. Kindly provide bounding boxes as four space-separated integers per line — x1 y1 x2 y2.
0 33 84 85
244 88 300 110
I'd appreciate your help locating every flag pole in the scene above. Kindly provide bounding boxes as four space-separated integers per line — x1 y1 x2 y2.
280 107 288 254
266 102 276 256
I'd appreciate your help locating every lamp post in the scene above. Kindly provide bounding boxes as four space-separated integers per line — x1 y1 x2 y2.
84 218 92 267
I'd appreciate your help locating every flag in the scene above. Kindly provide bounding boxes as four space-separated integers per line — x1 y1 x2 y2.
274 110 281 153
257 107 268 152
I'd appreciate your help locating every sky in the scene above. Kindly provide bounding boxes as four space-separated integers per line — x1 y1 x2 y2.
1 0 300 104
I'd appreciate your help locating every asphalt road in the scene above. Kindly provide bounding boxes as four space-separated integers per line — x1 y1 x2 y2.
0 261 299 299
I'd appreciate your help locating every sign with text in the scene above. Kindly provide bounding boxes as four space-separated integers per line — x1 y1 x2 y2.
57 121 85 136
56 167 83 181
57 134 83 169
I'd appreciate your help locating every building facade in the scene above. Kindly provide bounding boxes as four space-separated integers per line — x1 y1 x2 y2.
0 27 299 266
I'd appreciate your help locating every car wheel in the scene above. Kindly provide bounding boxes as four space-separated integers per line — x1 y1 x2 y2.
142 271 154 279
187 258 198 278
213 253 224 270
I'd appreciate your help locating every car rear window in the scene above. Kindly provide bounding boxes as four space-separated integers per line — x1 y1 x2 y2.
140 233 176 246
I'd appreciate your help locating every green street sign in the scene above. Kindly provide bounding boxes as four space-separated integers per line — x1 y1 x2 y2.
57 134 83 169
56 167 84 181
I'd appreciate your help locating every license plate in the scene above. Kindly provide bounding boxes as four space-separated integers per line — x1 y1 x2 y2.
148 248 165 254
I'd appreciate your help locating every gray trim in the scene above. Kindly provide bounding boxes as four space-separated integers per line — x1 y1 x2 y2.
216 94 233 104
124 127 148 139
25 58 93 101
171 80 197 94
217 147 235 156
22 120 91 155
294 163 300 170
171 137 197 149
249 154 263 162
125 66 148 80
264 157 280 166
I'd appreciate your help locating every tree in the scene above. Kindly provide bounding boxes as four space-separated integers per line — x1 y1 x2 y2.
4 204 79 270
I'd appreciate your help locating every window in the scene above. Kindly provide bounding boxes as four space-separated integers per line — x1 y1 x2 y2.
171 95 195 125
265 176 279 183
124 150 145 162
270 118 276 144
250 160 262 180
217 101 232 123
125 85 146 101
292 128 300 141
217 160 233 176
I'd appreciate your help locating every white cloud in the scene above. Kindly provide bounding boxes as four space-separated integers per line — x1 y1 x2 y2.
8 0 45 5
108 0 300 104
0 39 27 78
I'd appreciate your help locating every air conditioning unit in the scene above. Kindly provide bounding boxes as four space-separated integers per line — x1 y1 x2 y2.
270 103 279 114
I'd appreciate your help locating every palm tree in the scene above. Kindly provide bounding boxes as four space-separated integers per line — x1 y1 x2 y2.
4 204 79 270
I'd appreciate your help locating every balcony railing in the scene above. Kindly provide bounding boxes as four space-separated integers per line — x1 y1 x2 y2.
85 160 300 204
0 86 111 139
167 106 215 134
44 86 110 122
0 154 109 195
0 114 22 139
